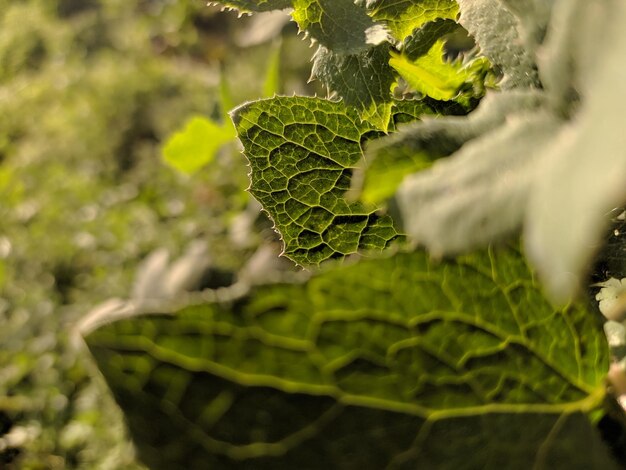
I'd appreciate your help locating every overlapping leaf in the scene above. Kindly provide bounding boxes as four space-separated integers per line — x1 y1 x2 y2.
212 0 488 113
291 0 382 55
372 0 626 302
83 245 615 469
310 43 397 126
368 0 459 42
403 18 460 60
231 96 433 266
356 90 545 205
304 0 473 114
456 0 539 89
390 40 489 102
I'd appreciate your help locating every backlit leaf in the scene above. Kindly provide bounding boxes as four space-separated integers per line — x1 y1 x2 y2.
231 96 403 266
83 245 615 469
162 116 235 175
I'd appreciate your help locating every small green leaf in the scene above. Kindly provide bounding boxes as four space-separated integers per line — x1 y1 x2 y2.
353 99 439 205
359 147 433 205
162 116 235 175
84 245 615 469
390 40 487 101
368 0 459 42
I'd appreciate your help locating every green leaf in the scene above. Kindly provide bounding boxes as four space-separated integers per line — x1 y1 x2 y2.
403 18 461 60
368 0 459 42
311 43 397 118
262 41 282 98
209 0 292 13
83 245 615 469
291 0 383 55
231 96 402 266
162 116 236 175
390 40 486 101
353 99 441 205
358 90 545 205
358 145 433 206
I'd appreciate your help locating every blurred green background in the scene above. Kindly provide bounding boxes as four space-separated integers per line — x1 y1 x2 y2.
0 1 316 467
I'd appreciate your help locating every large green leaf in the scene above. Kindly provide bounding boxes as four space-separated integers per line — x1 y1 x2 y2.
231 96 433 266
83 246 615 469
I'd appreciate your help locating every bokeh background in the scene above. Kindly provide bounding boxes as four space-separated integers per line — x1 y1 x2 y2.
0 1 318 467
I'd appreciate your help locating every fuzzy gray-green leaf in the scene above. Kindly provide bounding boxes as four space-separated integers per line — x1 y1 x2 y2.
457 0 539 88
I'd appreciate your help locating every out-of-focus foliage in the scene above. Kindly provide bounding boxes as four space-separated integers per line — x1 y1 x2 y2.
84 245 615 469
0 0 312 468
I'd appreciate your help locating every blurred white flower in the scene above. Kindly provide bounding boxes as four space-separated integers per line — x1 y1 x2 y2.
595 277 626 321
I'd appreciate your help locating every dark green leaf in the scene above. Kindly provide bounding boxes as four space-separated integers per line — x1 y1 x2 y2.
404 18 461 60
311 43 397 118
84 245 615 469
231 96 403 266
291 0 382 55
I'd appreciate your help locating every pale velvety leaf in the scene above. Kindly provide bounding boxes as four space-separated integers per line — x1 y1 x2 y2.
536 0 610 114
388 0 626 303
498 0 555 53
456 0 539 89
83 245 614 469
358 90 546 205
525 0 626 302
367 0 458 42
396 111 562 256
